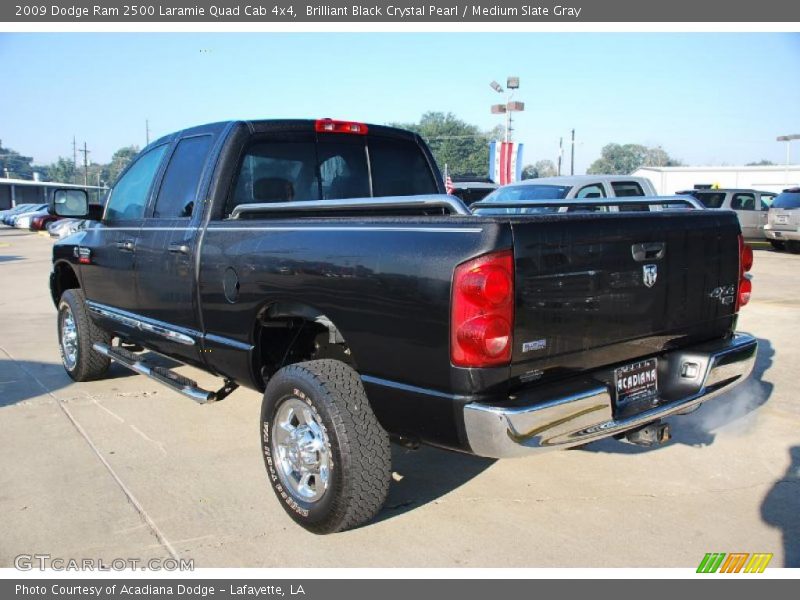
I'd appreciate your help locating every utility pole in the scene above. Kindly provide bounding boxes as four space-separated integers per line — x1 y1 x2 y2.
72 136 78 184
78 142 90 186
558 137 563 176
570 129 576 176
146 119 151 145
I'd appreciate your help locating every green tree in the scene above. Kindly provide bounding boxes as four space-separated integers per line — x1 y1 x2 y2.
588 143 682 175
522 159 557 179
0 140 34 179
44 157 77 183
102 145 140 185
746 159 775 166
389 112 492 176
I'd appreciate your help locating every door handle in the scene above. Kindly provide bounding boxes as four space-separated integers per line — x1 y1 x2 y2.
168 241 192 255
116 240 135 252
631 242 666 261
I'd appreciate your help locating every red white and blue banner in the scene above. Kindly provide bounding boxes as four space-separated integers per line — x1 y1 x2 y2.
489 141 524 185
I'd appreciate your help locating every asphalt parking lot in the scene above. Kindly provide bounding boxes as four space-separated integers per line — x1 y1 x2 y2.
0 228 798 568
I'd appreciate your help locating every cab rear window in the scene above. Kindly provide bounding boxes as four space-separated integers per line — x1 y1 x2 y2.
226 135 438 217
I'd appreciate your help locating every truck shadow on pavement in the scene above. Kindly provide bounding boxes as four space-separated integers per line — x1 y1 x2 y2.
0 359 72 406
0 357 145 407
376 445 495 522
761 446 800 567
578 336 775 455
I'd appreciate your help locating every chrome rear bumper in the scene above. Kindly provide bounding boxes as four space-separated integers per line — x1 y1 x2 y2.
463 333 758 458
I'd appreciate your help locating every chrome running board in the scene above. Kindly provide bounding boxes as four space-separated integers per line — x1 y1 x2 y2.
92 343 238 404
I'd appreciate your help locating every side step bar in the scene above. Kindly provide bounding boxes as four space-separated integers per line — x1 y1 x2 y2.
93 343 238 404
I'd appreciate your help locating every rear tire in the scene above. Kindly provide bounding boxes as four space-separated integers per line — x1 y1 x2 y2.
57 289 111 381
260 359 391 534
770 240 786 251
788 241 800 254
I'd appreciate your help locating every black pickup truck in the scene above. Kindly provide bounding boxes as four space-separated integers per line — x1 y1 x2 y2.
49 118 757 534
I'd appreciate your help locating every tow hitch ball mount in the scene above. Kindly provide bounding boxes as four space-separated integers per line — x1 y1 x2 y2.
618 420 672 447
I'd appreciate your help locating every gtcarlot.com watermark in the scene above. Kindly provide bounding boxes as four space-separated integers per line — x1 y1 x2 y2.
14 553 194 571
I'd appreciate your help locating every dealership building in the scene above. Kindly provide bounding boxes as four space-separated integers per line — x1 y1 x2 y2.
0 177 107 210
632 165 800 195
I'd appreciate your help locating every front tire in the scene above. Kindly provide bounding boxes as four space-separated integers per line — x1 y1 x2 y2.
57 289 111 381
260 359 391 534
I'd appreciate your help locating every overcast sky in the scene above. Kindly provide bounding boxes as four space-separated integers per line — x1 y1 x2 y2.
1 32 798 174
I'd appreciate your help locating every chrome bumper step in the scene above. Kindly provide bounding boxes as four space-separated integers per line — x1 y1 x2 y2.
92 343 238 404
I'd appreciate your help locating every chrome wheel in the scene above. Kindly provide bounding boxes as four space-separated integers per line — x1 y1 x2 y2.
272 397 331 503
60 306 78 370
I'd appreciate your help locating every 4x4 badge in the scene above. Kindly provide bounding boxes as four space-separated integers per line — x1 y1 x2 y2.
643 264 657 288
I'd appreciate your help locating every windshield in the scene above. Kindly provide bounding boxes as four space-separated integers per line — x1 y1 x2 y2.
483 184 572 202
772 192 800 209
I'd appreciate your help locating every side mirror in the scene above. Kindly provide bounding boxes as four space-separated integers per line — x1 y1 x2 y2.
50 189 89 218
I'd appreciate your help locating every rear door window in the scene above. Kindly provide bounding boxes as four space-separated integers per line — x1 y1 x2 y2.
611 181 645 197
575 184 606 198
152 135 213 218
731 193 756 211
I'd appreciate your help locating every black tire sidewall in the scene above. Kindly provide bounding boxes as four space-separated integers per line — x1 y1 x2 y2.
261 371 346 531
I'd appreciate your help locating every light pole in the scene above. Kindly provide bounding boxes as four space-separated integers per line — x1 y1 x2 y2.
777 134 800 185
490 76 524 143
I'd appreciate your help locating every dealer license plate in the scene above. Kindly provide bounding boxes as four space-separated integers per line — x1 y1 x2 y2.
614 358 658 405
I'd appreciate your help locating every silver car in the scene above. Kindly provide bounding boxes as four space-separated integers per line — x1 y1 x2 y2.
764 188 800 252
677 188 776 241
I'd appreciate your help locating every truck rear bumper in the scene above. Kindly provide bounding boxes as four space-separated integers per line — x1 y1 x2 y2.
463 333 758 458
765 228 800 241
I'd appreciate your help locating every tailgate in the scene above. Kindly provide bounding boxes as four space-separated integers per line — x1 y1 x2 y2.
768 208 799 231
510 211 740 382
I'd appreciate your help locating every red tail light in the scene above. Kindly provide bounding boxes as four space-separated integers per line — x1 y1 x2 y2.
737 235 753 310
315 118 368 135
451 250 514 367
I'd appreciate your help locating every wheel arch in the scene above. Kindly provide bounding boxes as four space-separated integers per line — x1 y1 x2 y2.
251 300 357 390
50 260 81 307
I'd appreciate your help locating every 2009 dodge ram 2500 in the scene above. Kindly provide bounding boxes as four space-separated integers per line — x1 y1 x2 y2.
49 118 758 534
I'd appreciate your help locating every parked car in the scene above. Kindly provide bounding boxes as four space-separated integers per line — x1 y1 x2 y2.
47 218 87 239
49 118 756 534
763 187 800 252
2 203 46 226
1 203 37 221
14 207 51 230
447 177 498 206
482 175 658 213
676 189 776 241
29 211 63 231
